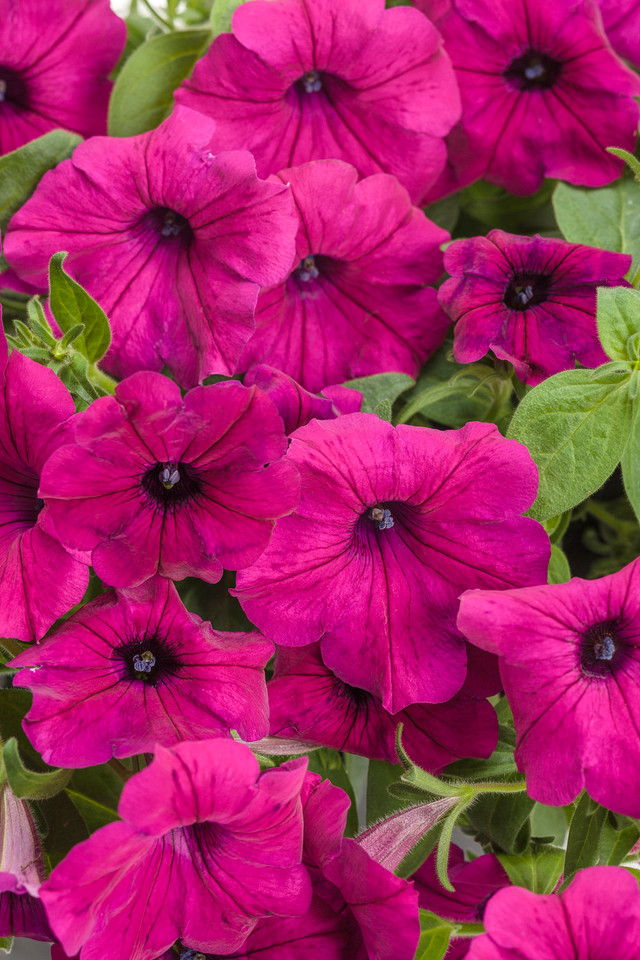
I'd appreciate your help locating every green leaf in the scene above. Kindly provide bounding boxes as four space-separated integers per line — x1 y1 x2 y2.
553 179 640 275
0 688 42 771
108 29 212 137
465 790 535 855
343 372 414 414
598 811 640 867
530 802 571 845
596 286 640 362
2 738 72 800
366 760 408 824
548 543 571 584
622 402 640 523
508 367 633 521
607 147 640 182
210 0 251 34
66 764 123 833
38 790 89 869
0 937 13 954
445 727 518 782
49 252 111 364
0 130 81 236
563 792 607 887
414 911 453 960
424 194 460 233
498 844 564 894
373 398 393 421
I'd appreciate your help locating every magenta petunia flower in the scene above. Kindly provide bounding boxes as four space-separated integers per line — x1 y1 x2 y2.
0 0 125 154
175 0 460 204
0 892 54 943
267 643 498 772
39 372 299 589
10 576 273 767
40 740 312 960
0 324 88 642
4 106 298 387
244 364 362 435
458 556 640 815
597 0 640 67
435 0 640 195
237 160 450 392
466 866 640 958
439 230 630 385
235 414 549 713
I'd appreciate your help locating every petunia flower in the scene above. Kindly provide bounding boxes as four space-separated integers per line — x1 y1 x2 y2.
237 160 450 392
435 0 640 195
3 106 298 387
0 0 125 154
235 414 549 713
10 576 273 767
458 556 640 815
174 0 460 204
596 0 640 67
244 364 362 435
267 643 498 771
0 320 88 642
40 740 312 960
466 866 640 958
39 371 299 589
438 230 630 385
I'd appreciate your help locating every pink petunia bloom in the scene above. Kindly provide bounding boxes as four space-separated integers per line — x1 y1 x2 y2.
458 556 640 815
235 414 549 713
434 0 640 195
0 322 88 642
40 740 312 960
466 866 640 958
438 230 630 385
225 772 419 960
237 160 450 392
39 372 299 589
267 643 498 771
4 107 298 387
597 0 640 67
175 0 460 204
10 576 273 767
0 0 125 154
244 364 361 435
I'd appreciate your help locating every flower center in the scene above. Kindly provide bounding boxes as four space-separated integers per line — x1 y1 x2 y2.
503 50 562 91
369 506 394 530
146 206 191 240
113 634 180 686
300 69 322 93
579 621 621 679
297 255 319 282
503 273 552 311
0 68 29 107
140 460 202 512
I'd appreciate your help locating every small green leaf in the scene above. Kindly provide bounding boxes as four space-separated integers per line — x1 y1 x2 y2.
2 738 72 800
210 0 251 35
108 29 212 137
563 792 607 887
607 147 640 182
498 845 564 894
0 937 13 954
622 403 640 523
366 760 408 824
343 372 414 414
373 398 393 422
39 790 89 869
548 543 571 584
49 252 111 364
553 179 640 276
0 130 81 236
531 802 571 845
465 790 535 855
414 911 453 960
596 286 640 362
508 367 633 520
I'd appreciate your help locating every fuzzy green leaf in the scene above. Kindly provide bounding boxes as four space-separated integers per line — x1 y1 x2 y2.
2 738 72 800
553 179 640 275
414 911 453 960
498 845 564 894
210 0 251 34
597 286 640 362
343 372 414 414
49 253 111 364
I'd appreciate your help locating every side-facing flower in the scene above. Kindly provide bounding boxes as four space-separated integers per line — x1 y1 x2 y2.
436 0 640 195
244 365 362 435
238 160 450 392
268 643 498 771
39 372 299 588
175 0 460 203
466 866 640 958
235 414 549 713
439 230 630 384
0 0 125 154
10 576 273 767
40 740 311 960
458 556 640 815
4 106 298 387
0 321 88 641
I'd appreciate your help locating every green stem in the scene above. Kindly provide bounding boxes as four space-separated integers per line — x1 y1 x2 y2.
108 758 134 781
89 364 117 395
471 779 528 795
451 922 486 938
139 0 173 29
435 799 470 892
584 499 637 537
0 294 28 314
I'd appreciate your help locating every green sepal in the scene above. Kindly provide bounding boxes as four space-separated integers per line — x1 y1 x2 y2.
2 737 72 800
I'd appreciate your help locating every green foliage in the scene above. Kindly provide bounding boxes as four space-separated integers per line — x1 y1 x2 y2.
553 179 640 276
108 29 211 137
498 844 564 894
414 911 453 960
508 367 633 521
0 938 12 954
560 795 638 888
597 286 640 362
465 790 535 855
39 790 89 869
307 749 358 837
0 130 81 242
366 760 408 824
66 764 123 833
49 253 111 364
210 0 251 34
343 372 415 414
1 738 72 800
622 405 640 522
547 543 571 583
